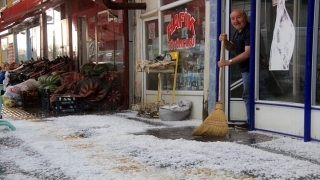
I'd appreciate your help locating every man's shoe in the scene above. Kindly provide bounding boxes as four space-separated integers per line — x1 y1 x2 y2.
236 123 249 129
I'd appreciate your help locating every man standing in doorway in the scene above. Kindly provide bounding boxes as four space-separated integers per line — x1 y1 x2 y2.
218 9 250 128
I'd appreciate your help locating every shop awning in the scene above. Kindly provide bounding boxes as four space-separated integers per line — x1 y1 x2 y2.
0 0 64 32
93 0 146 10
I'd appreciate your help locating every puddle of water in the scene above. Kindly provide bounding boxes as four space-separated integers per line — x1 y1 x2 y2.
138 127 274 145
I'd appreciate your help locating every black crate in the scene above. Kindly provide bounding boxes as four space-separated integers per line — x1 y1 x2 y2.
41 89 51 111
21 90 41 108
53 96 83 114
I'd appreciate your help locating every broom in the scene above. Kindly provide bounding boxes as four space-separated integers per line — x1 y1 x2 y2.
191 40 228 137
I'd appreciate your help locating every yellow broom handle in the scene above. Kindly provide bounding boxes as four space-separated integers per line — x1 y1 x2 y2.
218 41 225 102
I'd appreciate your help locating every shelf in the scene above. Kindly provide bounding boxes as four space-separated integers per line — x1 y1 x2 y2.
148 68 174 73
143 52 180 103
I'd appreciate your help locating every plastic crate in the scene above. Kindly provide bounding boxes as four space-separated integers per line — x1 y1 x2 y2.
53 96 83 114
41 89 51 110
21 90 41 108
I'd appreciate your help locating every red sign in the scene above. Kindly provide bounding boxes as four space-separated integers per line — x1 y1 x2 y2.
167 8 196 50
8 43 14 64
98 12 109 26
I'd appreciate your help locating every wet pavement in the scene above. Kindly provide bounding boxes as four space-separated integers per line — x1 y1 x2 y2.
2 106 274 147
2 107 320 179
137 126 274 145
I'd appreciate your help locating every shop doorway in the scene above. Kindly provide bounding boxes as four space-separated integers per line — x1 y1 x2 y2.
226 1 251 122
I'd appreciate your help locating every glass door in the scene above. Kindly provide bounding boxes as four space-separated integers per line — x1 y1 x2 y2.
228 0 251 122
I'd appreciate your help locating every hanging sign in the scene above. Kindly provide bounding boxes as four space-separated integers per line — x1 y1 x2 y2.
7 43 14 64
98 12 109 25
167 8 196 50
148 22 155 39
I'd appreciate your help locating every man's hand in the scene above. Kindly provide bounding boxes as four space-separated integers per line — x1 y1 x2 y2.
217 60 231 67
219 34 228 42
219 33 234 51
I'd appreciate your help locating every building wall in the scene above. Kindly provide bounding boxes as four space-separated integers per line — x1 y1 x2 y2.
133 0 159 104
133 1 208 119
208 0 218 115
132 0 320 141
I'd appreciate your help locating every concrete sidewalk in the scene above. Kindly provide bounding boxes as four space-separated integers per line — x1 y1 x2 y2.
1 106 320 179
2 106 272 146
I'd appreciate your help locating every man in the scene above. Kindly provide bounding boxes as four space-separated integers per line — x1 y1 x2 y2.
218 9 250 128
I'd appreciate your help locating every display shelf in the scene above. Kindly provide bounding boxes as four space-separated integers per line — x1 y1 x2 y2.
160 49 204 91
154 51 179 103
148 68 175 73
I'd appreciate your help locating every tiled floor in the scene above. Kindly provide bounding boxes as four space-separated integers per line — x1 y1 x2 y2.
2 106 43 121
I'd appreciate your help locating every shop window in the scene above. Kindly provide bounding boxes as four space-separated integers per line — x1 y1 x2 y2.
16 31 27 61
87 15 96 63
161 0 179 6
30 27 40 60
1 36 13 65
47 9 62 60
156 0 205 91
96 10 124 71
145 19 159 91
259 0 308 103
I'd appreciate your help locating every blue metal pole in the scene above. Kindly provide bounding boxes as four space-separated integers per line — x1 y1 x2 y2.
249 0 256 131
304 0 315 142
26 29 31 60
216 0 222 102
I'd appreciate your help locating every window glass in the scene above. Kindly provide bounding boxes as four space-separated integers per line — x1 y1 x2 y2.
259 0 308 103
30 26 41 60
96 10 124 71
16 31 26 61
229 1 251 99
315 6 320 105
1 35 14 70
47 9 62 60
1 37 8 64
161 0 179 6
87 15 96 63
145 19 159 90
157 0 205 91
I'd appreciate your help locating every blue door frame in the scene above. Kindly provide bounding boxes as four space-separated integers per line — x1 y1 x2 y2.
215 0 316 142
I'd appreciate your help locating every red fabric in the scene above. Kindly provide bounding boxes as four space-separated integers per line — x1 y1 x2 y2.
0 0 63 32
50 71 123 110
1 0 42 25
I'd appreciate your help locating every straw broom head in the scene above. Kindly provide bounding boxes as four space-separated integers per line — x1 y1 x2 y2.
191 102 228 137
192 39 228 137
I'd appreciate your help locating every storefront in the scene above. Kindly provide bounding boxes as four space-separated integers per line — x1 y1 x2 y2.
208 0 319 142
136 0 320 141
137 0 207 119
0 0 130 111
